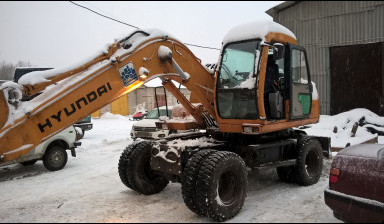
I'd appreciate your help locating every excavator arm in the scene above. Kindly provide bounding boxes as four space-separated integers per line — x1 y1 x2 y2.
0 29 216 163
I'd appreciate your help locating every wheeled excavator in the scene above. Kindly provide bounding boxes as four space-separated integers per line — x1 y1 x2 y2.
0 21 330 222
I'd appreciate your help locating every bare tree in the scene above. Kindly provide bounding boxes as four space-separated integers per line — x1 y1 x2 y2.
0 60 31 81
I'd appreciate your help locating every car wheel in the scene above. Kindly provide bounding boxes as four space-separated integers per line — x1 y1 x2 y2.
195 151 248 221
20 159 38 166
43 145 68 171
294 136 323 186
118 140 168 195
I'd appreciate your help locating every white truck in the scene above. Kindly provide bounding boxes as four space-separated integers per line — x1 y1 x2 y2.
0 126 81 171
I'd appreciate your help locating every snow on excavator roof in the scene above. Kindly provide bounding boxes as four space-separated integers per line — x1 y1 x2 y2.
222 20 296 45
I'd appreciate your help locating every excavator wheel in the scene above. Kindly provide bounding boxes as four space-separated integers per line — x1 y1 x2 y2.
118 140 168 195
195 151 248 222
181 149 217 216
118 141 141 190
294 136 323 186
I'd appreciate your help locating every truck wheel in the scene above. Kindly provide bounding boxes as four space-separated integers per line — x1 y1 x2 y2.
294 136 323 186
195 151 247 222
43 145 68 171
20 159 38 166
118 141 168 195
181 149 217 216
276 165 295 183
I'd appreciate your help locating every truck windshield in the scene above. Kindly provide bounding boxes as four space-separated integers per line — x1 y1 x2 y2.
216 40 260 119
146 109 172 119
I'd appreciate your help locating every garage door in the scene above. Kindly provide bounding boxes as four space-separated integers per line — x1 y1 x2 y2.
330 42 384 115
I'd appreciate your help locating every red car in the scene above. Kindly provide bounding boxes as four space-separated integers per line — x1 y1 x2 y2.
324 144 384 223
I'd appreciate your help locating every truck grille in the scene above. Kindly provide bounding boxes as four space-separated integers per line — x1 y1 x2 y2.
133 127 157 132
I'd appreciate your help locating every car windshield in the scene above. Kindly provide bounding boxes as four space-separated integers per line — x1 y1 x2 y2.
145 109 172 119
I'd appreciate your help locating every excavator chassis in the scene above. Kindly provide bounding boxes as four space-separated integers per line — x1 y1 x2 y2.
147 130 330 180
119 130 330 221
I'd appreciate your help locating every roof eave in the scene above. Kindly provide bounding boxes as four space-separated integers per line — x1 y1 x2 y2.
266 1 299 18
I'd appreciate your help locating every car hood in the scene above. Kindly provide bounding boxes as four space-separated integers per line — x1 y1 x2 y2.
133 119 158 128
338 143 384 158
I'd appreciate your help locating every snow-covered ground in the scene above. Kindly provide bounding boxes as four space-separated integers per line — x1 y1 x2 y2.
0 109 381 223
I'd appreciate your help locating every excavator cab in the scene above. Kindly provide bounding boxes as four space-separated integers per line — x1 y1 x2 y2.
214 26 318 134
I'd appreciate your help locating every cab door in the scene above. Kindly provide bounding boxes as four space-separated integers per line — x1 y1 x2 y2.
288 44 312 120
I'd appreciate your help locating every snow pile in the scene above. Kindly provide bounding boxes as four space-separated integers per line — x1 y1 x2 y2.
304 108 381 149
99 112 130 120
223 20 296 45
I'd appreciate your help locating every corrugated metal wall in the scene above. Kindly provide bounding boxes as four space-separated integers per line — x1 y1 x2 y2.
271 1 384 114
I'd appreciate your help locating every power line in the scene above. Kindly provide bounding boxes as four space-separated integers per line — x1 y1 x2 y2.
69 1 139 29
68 1 220 51
183 43 220 50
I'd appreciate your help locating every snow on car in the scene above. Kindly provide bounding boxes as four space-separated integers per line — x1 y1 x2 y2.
324 143 384 223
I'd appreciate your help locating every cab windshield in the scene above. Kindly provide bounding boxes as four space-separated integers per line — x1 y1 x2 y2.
218 40 260 89
216 40 261 119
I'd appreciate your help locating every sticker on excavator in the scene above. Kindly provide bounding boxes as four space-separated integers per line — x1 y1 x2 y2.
118 62 138 87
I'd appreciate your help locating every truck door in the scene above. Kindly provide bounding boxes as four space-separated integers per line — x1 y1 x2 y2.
288 44 312 120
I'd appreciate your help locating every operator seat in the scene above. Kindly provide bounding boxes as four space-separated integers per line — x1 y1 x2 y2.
264 55 279 118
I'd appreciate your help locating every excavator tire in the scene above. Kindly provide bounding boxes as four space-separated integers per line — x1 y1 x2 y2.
195 151 247 222
276 165 295 183
118 141 141 190
118 140 168 195
181 149 217 216
294 136 323 186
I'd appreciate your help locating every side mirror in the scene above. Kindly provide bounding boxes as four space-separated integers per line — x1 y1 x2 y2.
273 43 285 60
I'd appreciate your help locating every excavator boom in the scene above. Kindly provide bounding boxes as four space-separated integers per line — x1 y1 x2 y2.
0 30 215 162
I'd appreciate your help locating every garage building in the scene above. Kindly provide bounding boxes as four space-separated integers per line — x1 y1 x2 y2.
267 1 384 115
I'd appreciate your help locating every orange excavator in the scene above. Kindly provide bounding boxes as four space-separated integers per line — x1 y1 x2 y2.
0 21 330 221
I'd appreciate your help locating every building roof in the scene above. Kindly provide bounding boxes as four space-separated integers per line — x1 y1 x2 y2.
266 1 298 18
